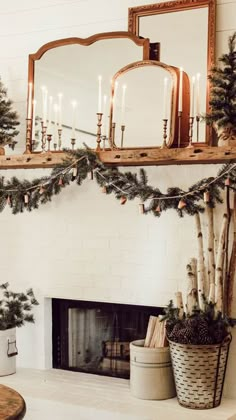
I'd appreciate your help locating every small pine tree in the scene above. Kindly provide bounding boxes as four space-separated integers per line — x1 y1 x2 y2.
205 32 236 144
0 79 19 148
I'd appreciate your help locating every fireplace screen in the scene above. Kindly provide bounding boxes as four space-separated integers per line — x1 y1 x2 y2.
52 299 162 379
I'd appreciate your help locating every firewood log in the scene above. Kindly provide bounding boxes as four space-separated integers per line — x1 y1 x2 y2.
206 206 215 303
186 258 198 313
215 213 228 313
194 213 206 310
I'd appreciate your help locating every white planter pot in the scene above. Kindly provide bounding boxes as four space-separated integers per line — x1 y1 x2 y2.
0 327 17 376
130 339 176 400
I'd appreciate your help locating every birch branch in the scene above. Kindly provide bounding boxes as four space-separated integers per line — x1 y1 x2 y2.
186 258 198 314
194 212 205 310
206 206 216 303
228 193 236 316
215 213 228 313
223 186 232 314
175 291 184 318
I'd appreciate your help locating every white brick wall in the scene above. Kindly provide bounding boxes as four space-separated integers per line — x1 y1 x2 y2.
0 0 236 398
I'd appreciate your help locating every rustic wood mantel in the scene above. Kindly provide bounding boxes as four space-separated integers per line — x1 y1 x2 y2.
0 146 236 170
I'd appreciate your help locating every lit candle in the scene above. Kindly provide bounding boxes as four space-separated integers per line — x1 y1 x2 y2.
191 76 196 117
163 77 168 119
58 93 63 129
121 85 127 125
27 82 32 119
98 75 102 113
178 67 183 112
47 96 53 134
102 95 107 136
196 73 201 116
32 99 36 139
71 101 77 138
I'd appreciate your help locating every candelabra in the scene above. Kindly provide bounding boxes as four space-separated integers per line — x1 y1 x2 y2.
25 118 32 154
178 111 182 148
102 135 107 150
187 116 194 148
161 119 168 149
47 134 52 151
196 115 200 142
120 125 125 149
41 121 47 153
96 112 103 151
71 138 76 150
58 128 62 151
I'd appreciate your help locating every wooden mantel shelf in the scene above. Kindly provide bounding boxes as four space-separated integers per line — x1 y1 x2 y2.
0 146 236 169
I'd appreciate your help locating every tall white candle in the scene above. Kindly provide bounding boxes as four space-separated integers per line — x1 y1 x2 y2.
32 99 36 140
71 101 77 138
53 104 58 141
121 85 127 125
196 73 201 116
163 77 168 119
47 96 53 134
98 75 102 113
58 93 63 128
102 95 107 136
112 81 118 122
178 67 183 112
41 86 48 126
27 82 32 119
191 76 196 117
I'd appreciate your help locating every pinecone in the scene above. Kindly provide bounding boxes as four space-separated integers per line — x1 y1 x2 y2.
197 318 211 344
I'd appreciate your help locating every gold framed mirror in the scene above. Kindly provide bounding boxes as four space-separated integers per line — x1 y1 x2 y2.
128 0 216 145
25 32 150 154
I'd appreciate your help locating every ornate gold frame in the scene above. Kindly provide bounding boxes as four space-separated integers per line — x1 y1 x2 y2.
128 0 216 145
26 31 150 154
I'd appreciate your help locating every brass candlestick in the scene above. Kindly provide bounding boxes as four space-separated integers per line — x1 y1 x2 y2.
102 135 107 150
187 116 195 148
112 122 116 148
58 128 62 151
47 134 52 151
71 138 76 150
161 119 168 149
196 115 200 142
41 121 47 153
120 125 125 149
178 111 182 148
53 143 57 151
25 118 32 154
96 112 103 151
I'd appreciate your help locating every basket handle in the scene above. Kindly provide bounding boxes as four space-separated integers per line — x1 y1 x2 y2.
7 339 18 357
221 333 232 346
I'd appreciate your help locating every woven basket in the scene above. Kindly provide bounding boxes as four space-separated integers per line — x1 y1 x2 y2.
169 335 231 409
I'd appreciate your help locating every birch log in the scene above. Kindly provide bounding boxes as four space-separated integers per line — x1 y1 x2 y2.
223 186 232 314
194 212 205 310
175 291 184 318
228 194 236 316
186 258 198 313
215 213 228 313
206 206 216 303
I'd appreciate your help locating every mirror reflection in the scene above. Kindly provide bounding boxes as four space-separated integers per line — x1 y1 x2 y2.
111 63 177 148
32 36 148 151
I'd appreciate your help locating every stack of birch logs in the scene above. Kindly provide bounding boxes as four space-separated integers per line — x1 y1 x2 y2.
144 316 168 348
183 191 236 317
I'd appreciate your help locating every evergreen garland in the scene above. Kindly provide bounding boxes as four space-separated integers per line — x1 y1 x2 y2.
0 148 235 216
205 32 236 129
0 79 19 148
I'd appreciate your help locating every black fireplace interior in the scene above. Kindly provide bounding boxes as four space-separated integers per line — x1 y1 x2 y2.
52 298 163 379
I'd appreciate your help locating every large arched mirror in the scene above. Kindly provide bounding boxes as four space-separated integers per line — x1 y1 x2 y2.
26 32 150 153
128 0 216 145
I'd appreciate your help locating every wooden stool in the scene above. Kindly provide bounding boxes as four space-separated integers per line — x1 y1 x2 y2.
0 384 26 419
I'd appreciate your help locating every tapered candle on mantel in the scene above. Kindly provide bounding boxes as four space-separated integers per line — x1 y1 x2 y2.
102 95 107 136
178 67 183 112
58 93 63 129
41 86 48 126
163 77 168 119
190 76 195 117
121 84 127 125
196 73 201 116
98 75 102 113
53 104 58 141
27 82 32 119
32 99 36 140
112 81 118 122
47 96 53 134
71 100 77 138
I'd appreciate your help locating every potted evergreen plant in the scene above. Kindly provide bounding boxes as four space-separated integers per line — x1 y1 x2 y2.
205 32 236 146
0 282 39 376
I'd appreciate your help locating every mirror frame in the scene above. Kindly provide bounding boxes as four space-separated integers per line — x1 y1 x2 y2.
128 0 216 145
26 31 150 153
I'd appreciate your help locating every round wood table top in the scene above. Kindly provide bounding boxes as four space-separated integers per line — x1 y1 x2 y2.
0 384 26 419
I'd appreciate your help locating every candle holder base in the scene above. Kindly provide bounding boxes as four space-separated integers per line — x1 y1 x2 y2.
187 116 195 148
120 125 125 149
96 112 103 151
161 119 168 149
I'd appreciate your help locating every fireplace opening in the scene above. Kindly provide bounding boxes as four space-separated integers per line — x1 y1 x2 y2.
52 298 162 379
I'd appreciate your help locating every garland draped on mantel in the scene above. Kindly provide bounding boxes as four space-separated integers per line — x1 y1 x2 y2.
1 148 236 216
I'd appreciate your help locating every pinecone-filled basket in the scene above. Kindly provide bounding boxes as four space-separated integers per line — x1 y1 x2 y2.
169 335 231 409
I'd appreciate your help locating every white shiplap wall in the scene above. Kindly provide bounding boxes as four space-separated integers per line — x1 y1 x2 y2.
0 0 236 398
